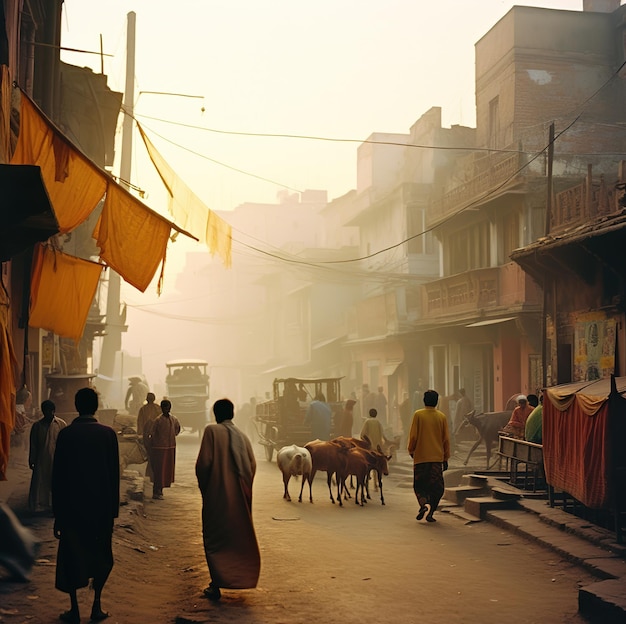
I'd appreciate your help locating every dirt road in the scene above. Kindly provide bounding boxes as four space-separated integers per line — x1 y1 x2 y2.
1 431 594 623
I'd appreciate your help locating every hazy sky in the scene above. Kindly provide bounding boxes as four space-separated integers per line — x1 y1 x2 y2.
61 0 584 217
61 0 594 391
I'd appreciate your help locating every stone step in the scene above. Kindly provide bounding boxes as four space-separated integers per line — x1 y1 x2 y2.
491 487 522 502
462 473 490 488
444 485 486 506
464 495 520 519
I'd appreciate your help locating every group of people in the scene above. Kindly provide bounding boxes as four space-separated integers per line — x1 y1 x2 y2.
500 393 543 444
15 386 259 622
20 380 543 620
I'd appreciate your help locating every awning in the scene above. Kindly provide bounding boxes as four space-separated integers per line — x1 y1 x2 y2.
312 336 343 350
9 90 197 293
466 317 516 328
0 164 58 261
383 360 402 376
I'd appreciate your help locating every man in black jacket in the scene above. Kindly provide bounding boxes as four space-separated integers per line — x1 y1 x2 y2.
52 387 119 624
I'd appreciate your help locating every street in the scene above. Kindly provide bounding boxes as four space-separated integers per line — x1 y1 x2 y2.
1 431 594 624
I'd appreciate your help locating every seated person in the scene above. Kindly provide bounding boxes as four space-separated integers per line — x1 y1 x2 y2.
525 396 543 444
500 395 533 439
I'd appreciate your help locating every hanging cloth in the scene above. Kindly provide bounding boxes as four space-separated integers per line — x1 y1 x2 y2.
10 94 107 232
93 182 171 293
29 244 103 342
137 122 232 267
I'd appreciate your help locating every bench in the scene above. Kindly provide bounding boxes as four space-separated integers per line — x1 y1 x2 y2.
497 436 545 492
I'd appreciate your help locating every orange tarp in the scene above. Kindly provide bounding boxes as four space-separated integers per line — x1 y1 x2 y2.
137 123 232 267
29 244 103 343
0 302 18 480
94 183 171 292
10 95 107 232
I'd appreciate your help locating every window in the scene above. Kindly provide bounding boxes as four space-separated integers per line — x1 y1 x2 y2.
448 222 491 274
502 211 520 261
488 96 500 149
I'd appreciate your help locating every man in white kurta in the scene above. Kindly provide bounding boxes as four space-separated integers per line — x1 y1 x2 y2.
195 398 260 601
28 400 66 512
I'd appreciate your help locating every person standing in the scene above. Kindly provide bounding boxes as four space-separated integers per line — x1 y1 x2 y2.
136 392 160 437
399 392 412 447
11 387 33 460
304 392 332 440
124 377 149 416
51 387 119 624
337 398 356 438
360 408 386 450
28 400 66 513
145 399 180 500
453 388 473 447
196 398 260 601
374 386 388 427
137 392 160 481
407 389 450 523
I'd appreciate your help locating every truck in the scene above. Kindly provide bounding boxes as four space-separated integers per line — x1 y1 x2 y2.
165 359 210 436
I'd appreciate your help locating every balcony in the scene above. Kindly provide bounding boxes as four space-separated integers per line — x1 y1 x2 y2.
551 175 621 235
422 263 541 320
429 150 529 225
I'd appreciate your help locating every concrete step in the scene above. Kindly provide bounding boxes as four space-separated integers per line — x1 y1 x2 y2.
462 473 490 488
443 485 486 505
464 495 520 519
485 507 626 624
491 486 522 502
579 579 626 624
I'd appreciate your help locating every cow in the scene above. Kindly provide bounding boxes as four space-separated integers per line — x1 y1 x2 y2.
305 439 349 505
341 447 372 506
336 445 391 505
462 410 511 468
276 444 313 503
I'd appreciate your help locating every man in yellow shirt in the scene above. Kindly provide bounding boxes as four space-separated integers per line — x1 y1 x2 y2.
407 389 450 523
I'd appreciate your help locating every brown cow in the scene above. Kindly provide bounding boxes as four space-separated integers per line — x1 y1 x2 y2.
304 439 348 505
463 410 511 468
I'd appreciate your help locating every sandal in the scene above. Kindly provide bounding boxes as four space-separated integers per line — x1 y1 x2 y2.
203 584 221 601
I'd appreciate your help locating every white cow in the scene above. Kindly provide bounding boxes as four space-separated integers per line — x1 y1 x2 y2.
276 444 313 503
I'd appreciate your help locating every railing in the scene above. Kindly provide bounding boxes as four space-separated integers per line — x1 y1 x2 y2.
429 150 526 223
422 263 540 318
551 176 621 235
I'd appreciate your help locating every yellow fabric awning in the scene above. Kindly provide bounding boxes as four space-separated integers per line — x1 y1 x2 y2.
29 244 103 343
10 95 108 233
94 183 172 292
8 88 197 293
137 122 232 267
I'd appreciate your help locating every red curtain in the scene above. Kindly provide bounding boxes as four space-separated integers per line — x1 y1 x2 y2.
543 395 611 509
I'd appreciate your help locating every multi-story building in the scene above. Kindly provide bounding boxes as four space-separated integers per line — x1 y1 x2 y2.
341 108 473 422
418 2 626 414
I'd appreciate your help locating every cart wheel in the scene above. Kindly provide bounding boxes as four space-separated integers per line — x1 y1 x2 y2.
264 444 274 462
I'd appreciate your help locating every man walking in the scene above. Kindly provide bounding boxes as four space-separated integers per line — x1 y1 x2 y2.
360 408 386 450
28 400 66 512
407 389 450 523
196 398 260 601
145 399 180 500
52 387 119 624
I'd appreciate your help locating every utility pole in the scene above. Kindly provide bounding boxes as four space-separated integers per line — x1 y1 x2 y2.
99 12 135 387
541 121 555 389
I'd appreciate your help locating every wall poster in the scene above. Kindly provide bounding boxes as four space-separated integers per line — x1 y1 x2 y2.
573 311 616 381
